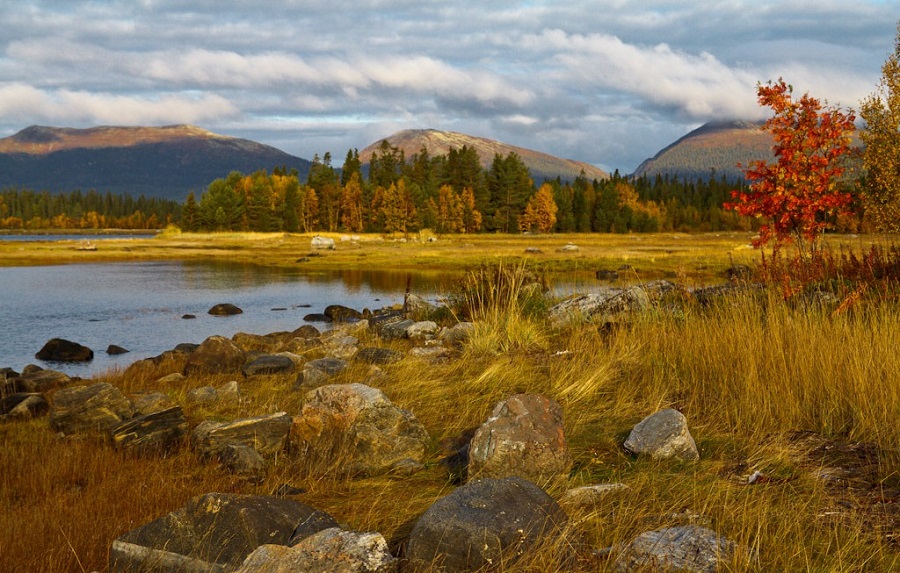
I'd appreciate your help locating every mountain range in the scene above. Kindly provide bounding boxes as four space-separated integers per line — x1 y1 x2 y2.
0 122 782 201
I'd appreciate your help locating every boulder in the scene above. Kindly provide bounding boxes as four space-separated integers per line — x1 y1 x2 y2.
379 319 416 340
548 286 650 327
324 304 364 322
291 383 430 476
49 383 134 436
322 335 359 360
192 412 292 459
132 392 177 416
614 525 735 573
406 321 439 340
354 347 403 365
107 344 130 355
468 394 572 483
408 346 451 360
110 406 188 455
0 393 49 422
187 386 219 404
303 313 333 323
155 373 185 385
208 303 243 316
291 324 321 339
34 338 94 362
219 443 268 483
236 528 397 573
295 358 349 391
560 483 629 510
404 294 437 318
556 243 579 252
242 355 297 377
439 322 475 345
109 492 338 573
311 235 336 250
623 408 699 461
183 335 247 375
13 367 70 393
406 477 569 572
232 332 282 353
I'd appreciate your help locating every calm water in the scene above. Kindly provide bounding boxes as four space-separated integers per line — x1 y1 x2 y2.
0 233 155 242
0 261 452 377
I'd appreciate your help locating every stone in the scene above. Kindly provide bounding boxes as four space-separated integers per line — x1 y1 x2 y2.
613 525 735 573
548 286 650 327
13 368 71 393
183 335 247 375
192 412 292 459
110 406 188 455
406 321 439 340
35 338 94 362
219 443 268 483
208 303 243 316
560 483 629 510
236 528 397 573
303 313 333 323
181 314 196 319
217 380 241 402
556 243 580 252
311 235 336 250
187 386 219 404
324 304 364 322
354 347 403 365
50 383 134 436
107 344 130 355
406 477 569 572
242 355 297 377
155 373 185 385
132 392 177 416
524 247 543 254
322 335 358 360
468 393 572 483
379 319 415 340
295 358 349 390
408 346 451 360
0 393 49 422
623 408 699 461
291 324 321 339
109 492 338 573
291 383 430 477
232 332 281 353
439 322 475 345
404 294 436 317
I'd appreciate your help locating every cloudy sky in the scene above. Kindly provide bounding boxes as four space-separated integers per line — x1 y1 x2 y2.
1 1 897 173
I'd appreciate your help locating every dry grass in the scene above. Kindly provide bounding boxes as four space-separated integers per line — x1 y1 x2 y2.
3 240 900 571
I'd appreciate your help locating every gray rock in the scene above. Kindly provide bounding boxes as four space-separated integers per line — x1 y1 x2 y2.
132 393 176 416
324 304 364 322
404 294 437 318
614 525 735 573
109 492 338 573
406 477 569 572
242 355 297 377
379 319 416 340
13 368 71 393
237 528 396 573
468 393 572 483
217 380 241 402
556 243 580 252
311 235 336 250
623 408 699 461
292 383 430 477
219 443 268 482
406 321 439 340
187 386 218 404
192 412 292 459
35 338 94 362
0 393 49 422
208 303 243 316
155 373 185 385
295 358 349 391
407 346 451 360
110 406 188 455
184 335 247 375
560 483 629 509
322 335 359 360
548 285 651 327
107 344 130 355
50 383 134 436
305 357 351 375
439 322 475 345
354 347 403 365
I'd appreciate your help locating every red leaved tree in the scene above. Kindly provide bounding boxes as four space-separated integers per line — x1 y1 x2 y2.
726 79 856 258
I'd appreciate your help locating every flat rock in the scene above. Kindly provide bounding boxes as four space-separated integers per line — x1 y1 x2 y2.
406 477 569 572
439 322 475 344
295 358 349 391
132 392 177 416
237 528 397 573
324 304 364 322
192 412 292 459
35 338 94 362
623 408 699 461
379 319 416 340
50 382 134 436
110 406 188 455
13 368 71 393
560 483 630 509
548 286 650 327
614 525 736 573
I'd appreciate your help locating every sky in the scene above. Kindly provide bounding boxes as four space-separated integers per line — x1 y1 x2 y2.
0 1 897 174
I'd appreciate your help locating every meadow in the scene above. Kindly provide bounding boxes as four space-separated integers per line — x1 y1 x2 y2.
1 231 899 572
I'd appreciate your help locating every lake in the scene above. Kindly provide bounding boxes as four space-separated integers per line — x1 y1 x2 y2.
0 261 455 377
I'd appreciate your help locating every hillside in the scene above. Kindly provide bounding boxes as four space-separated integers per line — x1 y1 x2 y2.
633 120 772 182
0 125 312 201
359 129 609 183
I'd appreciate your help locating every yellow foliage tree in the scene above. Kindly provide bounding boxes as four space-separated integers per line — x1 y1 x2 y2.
461 187 482 233
339 172 365 232
517 183 558 233
435 184 465 233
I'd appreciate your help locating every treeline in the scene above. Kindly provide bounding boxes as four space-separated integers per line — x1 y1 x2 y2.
186 141 761 235
0 188 180 230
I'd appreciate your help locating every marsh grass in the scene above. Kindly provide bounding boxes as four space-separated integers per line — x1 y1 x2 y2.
3 250 900 571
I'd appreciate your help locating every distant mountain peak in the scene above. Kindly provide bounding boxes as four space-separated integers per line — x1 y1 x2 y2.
0 124 229 155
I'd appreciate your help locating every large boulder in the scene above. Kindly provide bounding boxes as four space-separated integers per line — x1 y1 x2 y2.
236 528 396 573
49 382 134 436
183 335 247 375
109 492 339 573
468 394 572 483
110 407 188 455
614 525 736 573
311 235 336 250
34 338 94 362
548 286 650 327
192 412 293 459
405 477 569 572
12 367 71 393
291 383 430 476
623 408 699 461
324 304 364 322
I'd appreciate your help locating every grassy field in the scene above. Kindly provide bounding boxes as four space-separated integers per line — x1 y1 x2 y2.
1 232 899 572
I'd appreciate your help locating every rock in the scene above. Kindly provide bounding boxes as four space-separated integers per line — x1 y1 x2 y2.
236 528 397 573
311 235 336 250
408 346 451 360
560 483 629 510
174 343 200 353
10 368 70 393
406 477 569 572
0 393 49 422
439 322 475 345
291 383 430 477
219 443 268 483
596 269 619 281
182 314 196 319
322 335 359 360
109 492 338 573
623 408 699 461
556 243 579 252
468 394 572 483
295 358 349 391
232 332 282 353
304 313 333 323
291 324 321 339
404 294 436 317
324 304 364 322
183 335 247 375
523 247 543 254
548 286 650 327
192 412 292 459
242 355 297 377
217 380 241 402
155 373 185 385
379 319 416 340
406 321 439 340
107 344 130 355
35 338 94 362
208 303 243 316
613 525 735 573
354 347 403 365
50 383 134 436
132 392 176 416
110 406 188 455
187 386 219 404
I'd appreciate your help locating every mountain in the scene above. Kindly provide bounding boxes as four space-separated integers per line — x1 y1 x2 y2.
633 120 772 182
0 125 312 201
359 129 609 183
